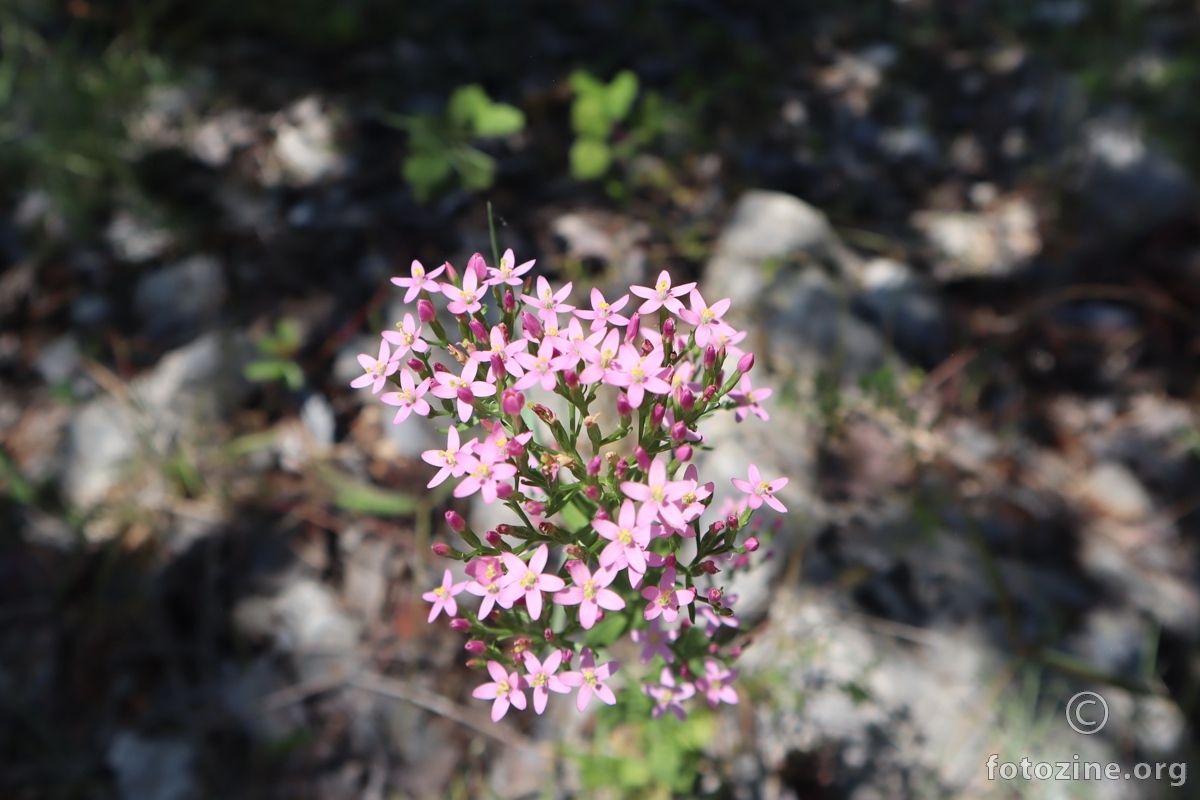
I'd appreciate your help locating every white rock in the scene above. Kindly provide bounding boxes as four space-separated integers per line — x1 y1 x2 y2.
1082 461 1151 522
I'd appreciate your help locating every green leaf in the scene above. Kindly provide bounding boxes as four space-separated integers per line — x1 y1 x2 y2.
244 359 287 383
561 500 590 532
569 69 605 97
583 610 629 648
571 93 611 139
448 145 496 191
447 84 490 131
569 137 612 180
471 102 524 138
603 70 638 122
403 152 452 202
321 468 418 516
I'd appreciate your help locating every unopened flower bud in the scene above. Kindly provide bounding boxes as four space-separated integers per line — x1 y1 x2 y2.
446 344 469 366
650 403 665 429
587 455 602 476
707 587 722 604
521 311 544 341
469 318 487 341
663 317 675 341
626 312 641 342
716 346 726 365
431 542 451 557
532 404 556 424
709 520 725 535
675 444 693 462
450 618 471 632
703 384 718 402
635 446 651 472
417 299 436 323
485 530 502 547
466 658 482 669
615 459 627 479
708 643 720 654
726 514 739 531
744 536 759 552
560 648 574 665
564 369 579 389
699 560 719 575
593 508 609 523
468 252 488 281
488 353 503 377
680 388 695 411
457 386 474 405
730 645 743 658
525 500 545 516
443 262 458 284
432 362 449 374
640 339 655 357
464 640 486 655
738 352 754 374
506 438 525 459
495 482 513 500
495 524 515 538
407 357 424 373
584 484 600 501
564 544 587 560
512 636 532 655
704 345 717 368
664 553 677 567
503 290 517 313
616 393 632 418
671 420 688 442
445 510 466 532
501 389 525 416
544 628 554 641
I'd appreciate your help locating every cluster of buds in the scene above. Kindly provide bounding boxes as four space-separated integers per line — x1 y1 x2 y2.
354 249 786 721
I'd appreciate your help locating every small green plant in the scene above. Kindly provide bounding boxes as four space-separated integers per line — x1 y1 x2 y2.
244 318 304 390
386 84 525 202
569 69 639 180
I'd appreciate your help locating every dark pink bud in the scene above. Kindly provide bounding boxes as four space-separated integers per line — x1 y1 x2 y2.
501 388 525 415
702 384 718 402
716 370 725 385
708 643 720 654
495 482 513 500
485 530 502 547
588 455 602 476
506 439 525 459
544 628 554 641
406 357 424 372
707 587 722 604
490 353 504 378
650 403 665 429
730 645 742 658
594 508 609 523
525 500 545 516
457 386 474 405
560 648 574 665
443 262 458 283
626 312 641 342
532 404 555 424
450 618 470 632
564 369 579 389
738 352 754 373
664 553 677 567
503 289 517 313
468 252 488 281
680 388 695 411
716 346 727 365
616 392 632 418
704 345 717 368
417 298 436 323
521 311 544 341
466 658 482 669
635 446 651 472
709 520 725 535
432 362 449 374
699 560 719 575
469 318 488 341
675 444 693 462
584 484 600 501
744 536 759 552
640 339 654 357
464 640 486 655
670 420 688 442
431 542 451 557
446 510 466 533
662 317 675 341
615 460 627 480
726 514 739 531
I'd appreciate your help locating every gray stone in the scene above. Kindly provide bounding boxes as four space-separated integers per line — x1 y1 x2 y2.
33 334 81 385
106 211 174 263
851 258 951 367
265 96 347 187
189 109 257 168
107 731 196 800
134 255 227 336
1083 461 1152 522
301 393 336 450
912 197 1041 281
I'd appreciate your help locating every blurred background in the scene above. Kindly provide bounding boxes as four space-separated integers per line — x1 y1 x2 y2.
2 0 1200 797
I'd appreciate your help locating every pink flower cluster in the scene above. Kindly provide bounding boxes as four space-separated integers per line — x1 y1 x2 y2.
356 249 788 721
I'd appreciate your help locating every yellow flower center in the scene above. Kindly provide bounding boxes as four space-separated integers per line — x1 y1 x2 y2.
485 561 498 580
459 289 473 302
372 359 386 374
598 301 609 311
473 463 492 480
413 265 425 278
651 487 664 503
496 680 510 696
583 669 598 687
533 672 547 688
583 580 597 600
631 366 645 381
682 491 695 505
520 571 538 589
656 280 669 293
700 308 715 323
618 528 632 545
600 350 614 367
757 480 771 494
657 592 672 607
434 586 447 598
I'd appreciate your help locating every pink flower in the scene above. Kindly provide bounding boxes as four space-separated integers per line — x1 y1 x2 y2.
559 648 619 712
674 465 713 528
430 360 497 423
574 287 630 331
630 617 679 664
391 259 445 303
512 339 574 392
471 661 527 721
554 561 625 630
464 556 507 618
440 267 485 315
607 343 671 408
640 566 695 623
381 313 430 358
422 569 468 622
498 544 566 621
731 463 789 513
470 325 528 379
728 374 772 422
643 667 695 720
677 288 734 347
523 650 570 714
380 370 432 424
486 248 535 287
421 427 478 488
455 442 518 504
545 317 593 369
351 339 399 394
578 327 623 385
629 269 695 315
594 499 651 576
521 276 575 321
621 458 695 528
694 659 739 708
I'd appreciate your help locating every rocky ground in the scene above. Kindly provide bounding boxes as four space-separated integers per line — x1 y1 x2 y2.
3 2 1200 799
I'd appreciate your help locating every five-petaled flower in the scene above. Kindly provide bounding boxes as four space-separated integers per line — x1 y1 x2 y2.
422 569 468 622
630 269 695 315
574 287 630 331
523 650 570 714
677 288 734 347
522 276 575 321
430 360 497 423
486 248 534 288
694 658 739 708
351 339 399 394
472 661 527 721
441 266 486 315
729 374 773 423
640 566 696 623
554 561 626 629
595 499 651 577
731 463 789 513
381 312 429 358
380 370 431 424
421 427 477 488
630 617 679 664
454 441 518 504
621 458 695 528
498 544 566 621
392 259 445 303
560 648 619 712
643 667 696 720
